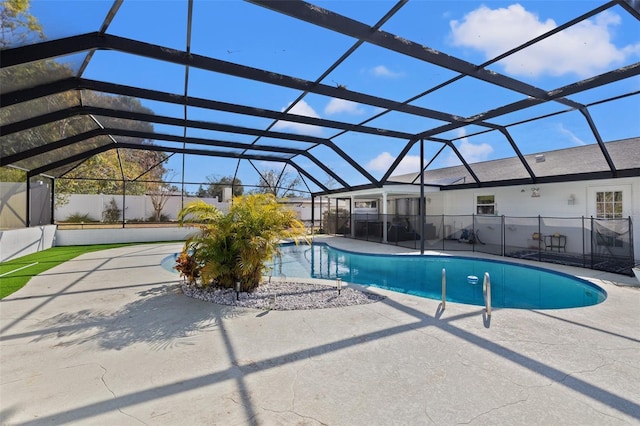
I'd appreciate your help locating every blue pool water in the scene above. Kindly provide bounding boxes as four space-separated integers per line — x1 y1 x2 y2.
162 243 607 309
265 243 606 310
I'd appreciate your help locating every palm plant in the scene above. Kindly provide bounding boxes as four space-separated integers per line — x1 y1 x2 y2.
177 194 307 291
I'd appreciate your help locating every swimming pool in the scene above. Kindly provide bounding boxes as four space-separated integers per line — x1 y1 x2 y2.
266 243 606 310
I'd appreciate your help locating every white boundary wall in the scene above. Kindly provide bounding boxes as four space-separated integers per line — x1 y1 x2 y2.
0 225 56 262
55 194 322 223
0 226 195 262
55 227 197 246
55 194 225 222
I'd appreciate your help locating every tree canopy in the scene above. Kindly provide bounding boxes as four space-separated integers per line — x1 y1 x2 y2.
253 168 302 198
0 0 44 48
0 0 169 200
195 175 244 200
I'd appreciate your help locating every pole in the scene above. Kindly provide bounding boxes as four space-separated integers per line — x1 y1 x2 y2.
419 139 425 254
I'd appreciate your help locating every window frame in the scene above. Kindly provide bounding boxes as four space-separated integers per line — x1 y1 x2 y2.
476 194 496 215
595 190 623 219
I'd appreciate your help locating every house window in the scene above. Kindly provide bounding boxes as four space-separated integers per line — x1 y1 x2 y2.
595 191 622 219
476 195 495 215
355 200 377 209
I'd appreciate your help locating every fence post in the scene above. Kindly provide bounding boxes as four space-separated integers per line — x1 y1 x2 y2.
629 216 635 274
472 214 476 252
501 215 505 257
442 214 445 251
538 215 542 262
582 216 586 268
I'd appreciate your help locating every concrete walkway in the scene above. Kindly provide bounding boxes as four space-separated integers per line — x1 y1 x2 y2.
1 239 639 425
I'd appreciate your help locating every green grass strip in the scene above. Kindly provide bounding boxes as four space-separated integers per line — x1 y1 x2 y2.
0 243 137 299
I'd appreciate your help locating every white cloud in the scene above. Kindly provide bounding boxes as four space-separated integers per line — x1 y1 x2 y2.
273 100 323 136
557 123 587 146
325 98 365 115
366 152 421 175
450 5 638 78
444 128 493 166
371 65 404 78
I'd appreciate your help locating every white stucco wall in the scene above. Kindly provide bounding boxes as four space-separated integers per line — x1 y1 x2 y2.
55 194 322 223
54 227 197 246
0 225 56 262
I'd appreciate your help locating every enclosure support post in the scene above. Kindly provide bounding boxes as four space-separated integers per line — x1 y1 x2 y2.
350 195 355 238
590 217 594 270
122 180 126 229
419 139 425 255
319 196 323 233
382 191 388 243
50 178 55 225
25 174 31 227
311 196 315 236
335 198 339 237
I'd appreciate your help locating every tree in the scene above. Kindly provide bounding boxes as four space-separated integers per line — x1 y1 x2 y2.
55 94 168 197
1 0 44 48
146 170 176 222
177 194 307 291
0 1 168 203
196 175 243 200
0 166 26 182
254 168 302 198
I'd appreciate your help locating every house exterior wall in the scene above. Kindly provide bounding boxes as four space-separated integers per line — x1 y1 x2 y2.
437 177 637 219
430 176 640 261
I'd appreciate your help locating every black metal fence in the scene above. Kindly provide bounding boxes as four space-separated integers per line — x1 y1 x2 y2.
322 212 635 276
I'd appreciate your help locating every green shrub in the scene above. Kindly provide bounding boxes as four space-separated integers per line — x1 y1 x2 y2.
65 212 97 223
177 194 307 291
103 198 121 223
147 213 170 222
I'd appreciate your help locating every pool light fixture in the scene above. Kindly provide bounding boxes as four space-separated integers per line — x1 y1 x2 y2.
336 278 342 295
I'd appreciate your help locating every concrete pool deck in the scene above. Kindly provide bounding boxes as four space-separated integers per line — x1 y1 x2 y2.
1 237 639 425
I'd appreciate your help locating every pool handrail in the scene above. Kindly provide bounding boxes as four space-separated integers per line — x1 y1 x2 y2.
441 268 446 309
483 272 492 316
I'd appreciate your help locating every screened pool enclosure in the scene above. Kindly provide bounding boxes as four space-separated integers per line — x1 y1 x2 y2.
1 1 638 272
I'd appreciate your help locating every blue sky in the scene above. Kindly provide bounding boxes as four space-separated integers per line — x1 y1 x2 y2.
27 0 640 193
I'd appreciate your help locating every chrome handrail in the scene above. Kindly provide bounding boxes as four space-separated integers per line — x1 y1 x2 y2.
441 268 446 309
483 272 492 316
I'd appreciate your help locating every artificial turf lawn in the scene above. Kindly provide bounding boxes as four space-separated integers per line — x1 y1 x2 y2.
0 243 134 299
